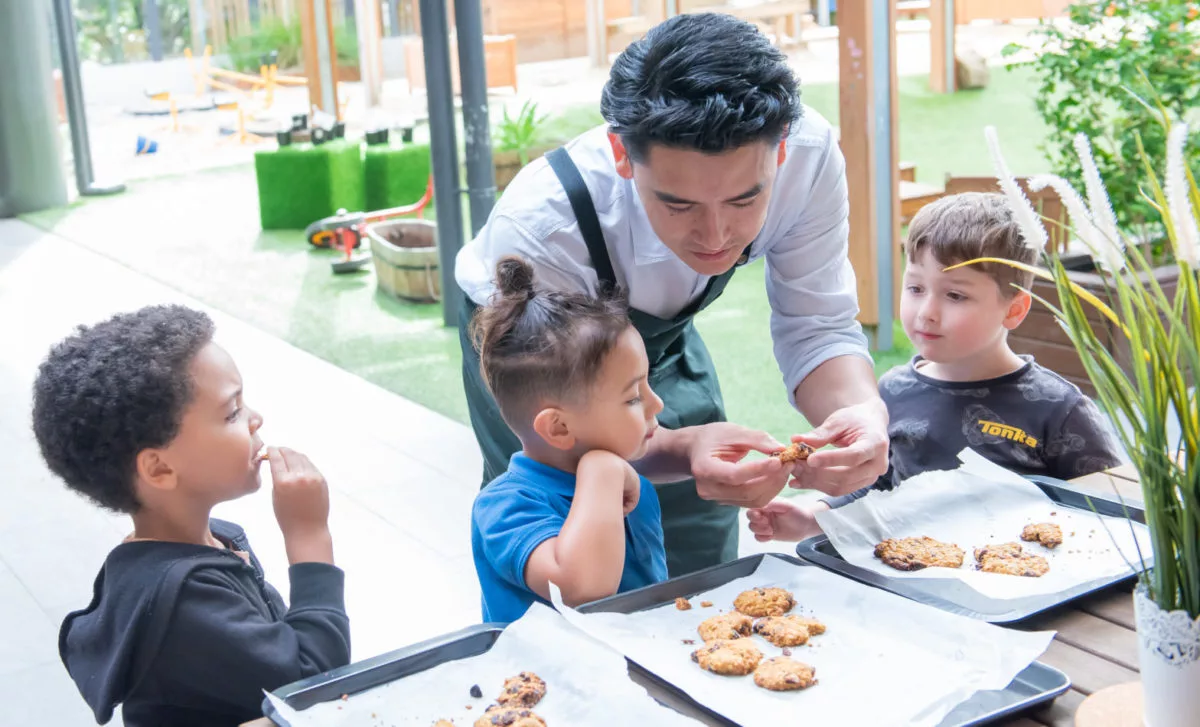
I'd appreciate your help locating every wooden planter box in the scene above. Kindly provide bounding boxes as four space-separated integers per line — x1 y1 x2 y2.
493 145 553 192
1010 259 1181 396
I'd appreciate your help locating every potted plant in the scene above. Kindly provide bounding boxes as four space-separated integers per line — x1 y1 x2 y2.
492 100 552 192
1002 0 1200 392
979 116 1200 727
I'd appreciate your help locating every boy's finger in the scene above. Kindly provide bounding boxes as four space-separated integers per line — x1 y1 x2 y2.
793 429 834 448
267 447 290 474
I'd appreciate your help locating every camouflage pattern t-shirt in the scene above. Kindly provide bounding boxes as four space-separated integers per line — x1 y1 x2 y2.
826 356 1125 508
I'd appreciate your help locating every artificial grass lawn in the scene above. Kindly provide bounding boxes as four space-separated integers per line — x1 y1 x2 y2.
254 139 365 230
20 66 1042 444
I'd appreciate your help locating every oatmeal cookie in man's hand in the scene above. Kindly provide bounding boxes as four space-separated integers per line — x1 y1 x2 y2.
734 587 795 617
874 536 965 571
753 657 818 691
692 639 763 676
772 442 815 464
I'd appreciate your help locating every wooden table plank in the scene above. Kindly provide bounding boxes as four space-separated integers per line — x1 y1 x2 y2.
1024 610 1139 671
1076 587 1137 630
1037 639 1140 695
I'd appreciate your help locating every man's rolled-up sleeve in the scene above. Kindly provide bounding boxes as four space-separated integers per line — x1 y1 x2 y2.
766 132 873 410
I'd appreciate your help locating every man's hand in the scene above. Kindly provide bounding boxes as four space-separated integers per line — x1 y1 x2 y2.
687 423 794 508
790 398 889 496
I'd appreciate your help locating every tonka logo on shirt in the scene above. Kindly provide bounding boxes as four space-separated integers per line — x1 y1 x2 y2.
978 420 1038 448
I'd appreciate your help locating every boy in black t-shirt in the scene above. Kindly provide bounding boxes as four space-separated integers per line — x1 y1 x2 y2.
748 193 1124 542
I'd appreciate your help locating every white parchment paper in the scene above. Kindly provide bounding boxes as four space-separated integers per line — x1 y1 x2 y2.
555 556 1055 727
815 448 1152 600
264 603 695 727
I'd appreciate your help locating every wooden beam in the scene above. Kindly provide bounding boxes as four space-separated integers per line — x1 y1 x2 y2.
355 0 384 107
300 0 339 114
929 0 956 93
839 0 899 344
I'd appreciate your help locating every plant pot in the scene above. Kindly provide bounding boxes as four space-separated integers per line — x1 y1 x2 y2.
493 146 553 192
1008 258 1181 396
1135 584 1200 727
366 219 440 303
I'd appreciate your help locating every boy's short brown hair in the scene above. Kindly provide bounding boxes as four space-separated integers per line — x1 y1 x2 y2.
904 192 1039 296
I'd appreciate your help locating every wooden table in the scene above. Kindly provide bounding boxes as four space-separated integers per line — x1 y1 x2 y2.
998 467 1144 727
244 467 1146 727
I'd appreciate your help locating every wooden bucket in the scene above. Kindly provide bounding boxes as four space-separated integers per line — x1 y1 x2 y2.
365 219 440 303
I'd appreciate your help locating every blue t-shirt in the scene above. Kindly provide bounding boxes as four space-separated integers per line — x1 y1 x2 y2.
471 453 668 623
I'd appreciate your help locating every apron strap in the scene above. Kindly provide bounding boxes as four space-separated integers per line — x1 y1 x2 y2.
546 147 618 289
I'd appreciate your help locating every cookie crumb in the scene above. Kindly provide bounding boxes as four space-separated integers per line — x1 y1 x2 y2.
700 601 713 607
782 647 792 656
675 597 692 611
470 684 483 698
341 694 349 701
682 639 695 645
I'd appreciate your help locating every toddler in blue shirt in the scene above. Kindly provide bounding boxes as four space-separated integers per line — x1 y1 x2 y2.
469 256 669 622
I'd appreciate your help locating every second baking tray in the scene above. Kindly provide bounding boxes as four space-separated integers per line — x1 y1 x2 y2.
794 475 1149 623
578 552 1070 727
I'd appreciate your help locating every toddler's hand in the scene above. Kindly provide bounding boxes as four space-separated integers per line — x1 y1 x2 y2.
746 500 830 542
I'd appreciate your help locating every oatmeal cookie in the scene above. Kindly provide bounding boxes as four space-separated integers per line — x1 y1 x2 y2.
753 656 818 691
752 616 813 647
698 611 753 642
874 536 965 571
691 639 763 676
1021 522 1064 549
734 587 795 617
495 672 546 708
473 706 546 727
978 552 1050 577
772 442 815 464
973 542 1025 562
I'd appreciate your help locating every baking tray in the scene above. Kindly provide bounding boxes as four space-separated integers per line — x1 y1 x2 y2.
578 553 1071 727
260 621 718 725
794 475 1149 624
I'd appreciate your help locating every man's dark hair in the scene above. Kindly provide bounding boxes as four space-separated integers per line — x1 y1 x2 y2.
600 13 802 162
31 305 216 513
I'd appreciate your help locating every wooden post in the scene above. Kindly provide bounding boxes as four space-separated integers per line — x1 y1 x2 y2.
300 0 339 114
355 0 383 106
839 0 899 348
929 0 956 93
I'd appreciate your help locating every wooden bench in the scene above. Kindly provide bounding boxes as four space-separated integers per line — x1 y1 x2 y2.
944 175 1070 253
896 0 931 20
680 1 814 49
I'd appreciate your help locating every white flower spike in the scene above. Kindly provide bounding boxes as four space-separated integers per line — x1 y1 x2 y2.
1166 123 1200 268
984 126 1048 253
1073 134 1122 261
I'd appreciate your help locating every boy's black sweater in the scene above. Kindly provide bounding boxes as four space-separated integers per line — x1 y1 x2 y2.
59 519 350 726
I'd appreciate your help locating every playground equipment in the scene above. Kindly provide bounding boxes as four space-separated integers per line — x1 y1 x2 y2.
304 174 433 274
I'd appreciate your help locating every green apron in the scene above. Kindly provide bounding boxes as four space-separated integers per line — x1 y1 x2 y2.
458 147 751 576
